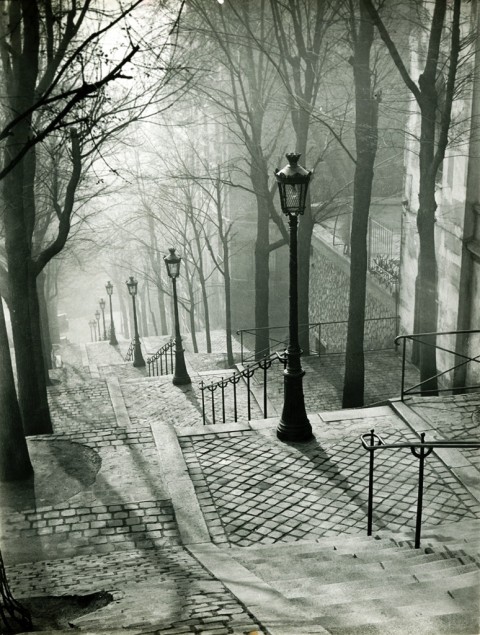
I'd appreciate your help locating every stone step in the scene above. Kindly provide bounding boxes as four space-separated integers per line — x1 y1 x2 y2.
239 550 464 583
273 567 479 602
415 563 480 581
327 611 480 635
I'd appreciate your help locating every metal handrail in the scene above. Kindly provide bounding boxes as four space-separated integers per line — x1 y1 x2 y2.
146 340 175 377
237 316 399 363
123 339 135 362
200 351 287 424
395 329 480 399
360 429 480 548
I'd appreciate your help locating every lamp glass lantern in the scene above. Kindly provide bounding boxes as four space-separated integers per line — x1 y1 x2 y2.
274 152 312 216
95 309 100 320
126 276 138 296
164 248 181 279
106 281 114 296
99 298 106 310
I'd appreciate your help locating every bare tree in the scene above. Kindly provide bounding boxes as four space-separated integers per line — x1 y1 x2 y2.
362 0 467 392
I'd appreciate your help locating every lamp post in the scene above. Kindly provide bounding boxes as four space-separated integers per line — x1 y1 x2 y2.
105 281 118 346
126 276 145 367
99 298 107 340
88 320 94 342
90 319 97 342
95 309 101 343
275 153 313 443
164 248 191 385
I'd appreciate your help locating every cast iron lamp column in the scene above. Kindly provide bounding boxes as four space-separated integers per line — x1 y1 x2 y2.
99 298 107 340
275 153 313 443
88 320 95 342
126 276 145 367
164 248 191 386
105 281 118 346
91 318 98 341
95 309 101 343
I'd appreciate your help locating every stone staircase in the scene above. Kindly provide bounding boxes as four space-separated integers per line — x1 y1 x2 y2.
226 520 480 634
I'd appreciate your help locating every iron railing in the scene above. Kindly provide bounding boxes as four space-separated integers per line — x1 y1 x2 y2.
330 215 397 264
123 339 135 362
0 549 32 633
237 316 399 364
361 430 480 548
147 340 175 377
395 329 480 400
200 352 287 424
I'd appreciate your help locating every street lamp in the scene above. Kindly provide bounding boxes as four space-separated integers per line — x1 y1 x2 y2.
99 298 107 340
105 281 118 346
125 276 145 367
275 152 313 443
95 309 101 343
90 318 98 342
164 248 191 386
88 320 95 342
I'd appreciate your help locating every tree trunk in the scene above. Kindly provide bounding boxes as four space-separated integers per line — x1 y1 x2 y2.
117 282 130 339
186 280 198 353
0 298 33 481
156 278 168 335
224 241 234 367
298 209 313 355
139 284 149 337
415 95 439 394
4 168 53 435
146 282 158 336
343 4 378 408
37 270 53 376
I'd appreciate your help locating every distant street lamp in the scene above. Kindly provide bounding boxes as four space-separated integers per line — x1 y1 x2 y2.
88 320 95 342
275 153 313 443
126 276 145 367
95 309 101 343
99 298 107 340
164 248 191 385
105 281 118 346
90 318 98 342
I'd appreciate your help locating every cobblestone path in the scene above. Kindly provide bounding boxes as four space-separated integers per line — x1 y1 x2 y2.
179 414 480 548
48 379 117 433
121 375 263 429
0 422 179 563
407 394 480 469
251 350 421 414
6 548 266 634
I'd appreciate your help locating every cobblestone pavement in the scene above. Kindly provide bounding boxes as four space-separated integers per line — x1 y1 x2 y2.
250 350 420 414
1 421 179 563
6 549 266 634
407 393 480 469
48 379 117 434
121 375 263 429
179 414 480 548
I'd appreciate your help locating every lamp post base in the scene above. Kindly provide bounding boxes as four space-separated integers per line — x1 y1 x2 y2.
276 369 313 443
133 339 145 367
173 348 191 385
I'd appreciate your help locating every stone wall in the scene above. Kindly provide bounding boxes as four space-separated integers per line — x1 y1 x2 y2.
309 231 398 353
